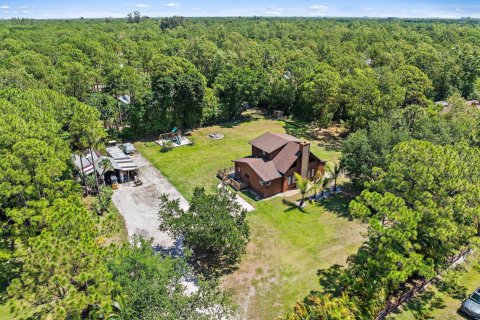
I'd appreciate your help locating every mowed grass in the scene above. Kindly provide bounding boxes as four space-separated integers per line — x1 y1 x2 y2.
221 196 364 319
390 254 480 320
136 115 363 319
135 116 341 200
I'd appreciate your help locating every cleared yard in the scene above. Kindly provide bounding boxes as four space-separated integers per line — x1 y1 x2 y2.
136 115 364 319
136 115 341 200
221 195 364 319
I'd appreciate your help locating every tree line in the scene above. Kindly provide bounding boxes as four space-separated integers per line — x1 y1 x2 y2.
1 17 480 135
2 16 480 319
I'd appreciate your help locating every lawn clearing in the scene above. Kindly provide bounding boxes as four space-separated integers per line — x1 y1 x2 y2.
136 115 362 319
221 195 364 319
135 115 341 200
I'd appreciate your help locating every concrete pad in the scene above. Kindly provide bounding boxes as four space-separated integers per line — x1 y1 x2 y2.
112 153 189 248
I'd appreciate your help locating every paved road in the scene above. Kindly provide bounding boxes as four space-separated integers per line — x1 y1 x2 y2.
112 153 189 248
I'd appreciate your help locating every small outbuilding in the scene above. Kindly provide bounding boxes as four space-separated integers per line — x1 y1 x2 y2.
106 146 139 183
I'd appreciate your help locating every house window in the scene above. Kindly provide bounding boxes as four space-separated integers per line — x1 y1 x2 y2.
287 175 293 186
266 181 271 187
237 167 241 172
262 150 266 156
259 180 264 186
308 168 315 178
245 173 249 178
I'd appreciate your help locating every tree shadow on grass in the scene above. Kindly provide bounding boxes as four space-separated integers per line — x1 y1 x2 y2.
219 113 256 129
317 130 344 152
282 198 306 213
318 193 353 220
283 120 317 141
312 264 345 296
389 289 446 319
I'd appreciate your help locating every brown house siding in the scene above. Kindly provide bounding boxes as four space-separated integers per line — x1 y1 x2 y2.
235 162 284 197
236 133 327 198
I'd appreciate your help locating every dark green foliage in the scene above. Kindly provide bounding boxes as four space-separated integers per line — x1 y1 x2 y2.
94 186 114 214
0 89 115 318
85 93 118 129
108 237 234 320
132 56 206 134
3 18 480 135
127 11 141 24
158 187 249 277
159 140 174 153
160 16 186 31
341 101 480 188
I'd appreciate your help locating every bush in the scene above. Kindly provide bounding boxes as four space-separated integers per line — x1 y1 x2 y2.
160 140 174 153
94 186 113 215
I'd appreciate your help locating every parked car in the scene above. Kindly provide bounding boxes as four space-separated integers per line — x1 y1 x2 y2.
461 287 480 318
111 175 119 190
121 143 136 154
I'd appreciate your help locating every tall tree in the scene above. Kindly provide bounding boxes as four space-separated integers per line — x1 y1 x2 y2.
158 187 249 277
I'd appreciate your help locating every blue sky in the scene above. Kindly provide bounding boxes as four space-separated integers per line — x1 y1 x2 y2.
1 1 480 19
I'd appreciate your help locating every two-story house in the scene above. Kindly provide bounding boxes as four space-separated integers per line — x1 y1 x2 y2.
233 132 326 198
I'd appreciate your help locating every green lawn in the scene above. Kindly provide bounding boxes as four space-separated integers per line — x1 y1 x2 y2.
390 253 480 320
221 195 364 319
136 115 363 319
135 115 341 200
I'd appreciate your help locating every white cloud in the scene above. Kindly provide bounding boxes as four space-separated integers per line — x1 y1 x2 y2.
309 4 330 13
192 7 202 11
265 10 282 15
363 8 375 12
264 6 283 15
0 5 10 9
135 3 149 8
163 2 180 7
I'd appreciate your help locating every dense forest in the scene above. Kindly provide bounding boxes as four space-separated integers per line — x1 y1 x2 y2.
2 17 480 134
2 16 480 319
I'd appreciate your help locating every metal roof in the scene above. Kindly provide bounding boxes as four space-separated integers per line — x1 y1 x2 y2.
106 146 129 160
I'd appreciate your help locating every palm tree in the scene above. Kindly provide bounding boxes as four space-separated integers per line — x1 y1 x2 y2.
88 147 100 195
99 158 114 185
328 161 343 192
311 171 332 199
294 172 311 207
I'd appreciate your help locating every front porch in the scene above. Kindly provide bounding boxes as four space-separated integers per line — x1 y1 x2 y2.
217 167 250 191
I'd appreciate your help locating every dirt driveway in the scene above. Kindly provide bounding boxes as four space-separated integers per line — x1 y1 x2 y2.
112 153 189 248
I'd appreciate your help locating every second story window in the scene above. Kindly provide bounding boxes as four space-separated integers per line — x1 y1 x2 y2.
287 175 293 185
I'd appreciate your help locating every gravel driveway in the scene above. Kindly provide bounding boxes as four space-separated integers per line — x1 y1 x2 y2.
112 153 189 248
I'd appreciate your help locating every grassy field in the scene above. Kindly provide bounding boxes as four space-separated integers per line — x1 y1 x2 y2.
136 115 364 319
390 253 480 320
135 114 341 200
221 195 364 319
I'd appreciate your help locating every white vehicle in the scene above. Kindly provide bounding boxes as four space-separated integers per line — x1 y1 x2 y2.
121 143 136 155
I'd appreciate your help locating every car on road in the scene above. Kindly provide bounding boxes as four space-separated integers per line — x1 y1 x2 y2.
461 287 480 319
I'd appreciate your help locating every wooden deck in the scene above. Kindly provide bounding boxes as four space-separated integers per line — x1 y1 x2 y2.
217 167 249 190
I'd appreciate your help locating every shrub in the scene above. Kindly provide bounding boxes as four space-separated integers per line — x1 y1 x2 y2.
160 140 174 153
